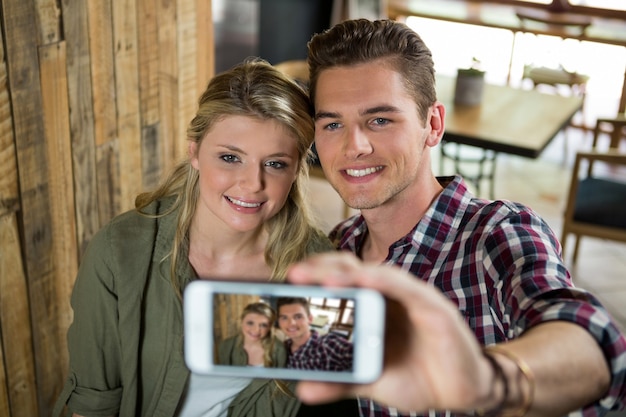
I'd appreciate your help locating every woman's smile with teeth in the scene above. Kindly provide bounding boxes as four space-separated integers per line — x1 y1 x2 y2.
227 196 261 208
345 166 382 177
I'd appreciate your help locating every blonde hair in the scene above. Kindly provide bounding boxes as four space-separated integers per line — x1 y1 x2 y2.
239 302 277 367
135 58 329 296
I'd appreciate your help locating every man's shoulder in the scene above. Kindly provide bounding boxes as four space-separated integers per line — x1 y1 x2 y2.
329 215 366 249
319 331 351 346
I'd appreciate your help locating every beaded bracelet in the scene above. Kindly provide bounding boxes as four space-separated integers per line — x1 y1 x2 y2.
479 345 536 417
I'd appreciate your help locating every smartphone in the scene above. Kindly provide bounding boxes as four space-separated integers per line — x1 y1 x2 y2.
183 280 385 383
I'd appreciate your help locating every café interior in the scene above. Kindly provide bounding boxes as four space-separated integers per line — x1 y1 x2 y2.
213 0 626 333
3 1 625 416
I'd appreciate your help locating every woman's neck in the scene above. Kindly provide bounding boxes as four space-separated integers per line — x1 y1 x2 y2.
187 214 270 280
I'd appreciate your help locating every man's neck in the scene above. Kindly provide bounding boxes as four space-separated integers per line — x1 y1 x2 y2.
290 330 312 352
359 175 444 263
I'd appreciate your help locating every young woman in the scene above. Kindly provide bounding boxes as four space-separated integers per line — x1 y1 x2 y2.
218 302 286 367
53 58 332 417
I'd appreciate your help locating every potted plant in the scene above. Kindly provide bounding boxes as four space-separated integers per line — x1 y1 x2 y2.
454 58 485 106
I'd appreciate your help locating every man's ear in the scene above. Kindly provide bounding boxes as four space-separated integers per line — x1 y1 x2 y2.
426 102 446 147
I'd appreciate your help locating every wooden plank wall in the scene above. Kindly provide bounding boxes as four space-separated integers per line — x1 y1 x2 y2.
0 0 214 415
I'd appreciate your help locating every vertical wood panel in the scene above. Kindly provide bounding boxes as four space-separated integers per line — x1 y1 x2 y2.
141 123 163 189
113 0 142 211
2 0 55 414
0 29 19 217
196 0 214 94
0 0 215 415
0 214 38 417
157 0 179 175
88 0 120 222
137 0 164 188
60 0 99 255
137 0 160 126
38 43 78 400
0 351 8 417
33 0 62 44
177 0 198 162
87 0 116 148
0 19 20 417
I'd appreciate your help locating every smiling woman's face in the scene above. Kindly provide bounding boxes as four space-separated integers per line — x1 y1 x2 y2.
189 114 299 234
241 312 271 342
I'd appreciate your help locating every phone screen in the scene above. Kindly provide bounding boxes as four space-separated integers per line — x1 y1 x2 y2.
214 292 355 371
184 281 384 383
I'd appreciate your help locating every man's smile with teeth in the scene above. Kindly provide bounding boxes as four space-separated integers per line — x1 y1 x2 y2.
345 166 383 177
227 196 262 208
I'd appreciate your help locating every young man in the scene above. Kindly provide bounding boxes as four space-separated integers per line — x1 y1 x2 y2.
287 18 626 417
276 297 353 372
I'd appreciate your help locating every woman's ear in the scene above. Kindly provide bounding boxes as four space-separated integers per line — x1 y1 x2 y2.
189 141 199 170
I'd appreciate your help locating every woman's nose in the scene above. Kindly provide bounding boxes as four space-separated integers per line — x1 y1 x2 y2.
239 165 264 191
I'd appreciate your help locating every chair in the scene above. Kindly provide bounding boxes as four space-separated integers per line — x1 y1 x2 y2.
522 65 589 103
560 148 626 263
592 114 626 150
517 8 590 132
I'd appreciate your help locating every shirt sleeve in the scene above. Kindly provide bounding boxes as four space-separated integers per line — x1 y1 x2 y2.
484 206 626 415
322 333 354 372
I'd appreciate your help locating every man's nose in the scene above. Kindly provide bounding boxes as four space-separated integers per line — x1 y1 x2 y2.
343 126 373 160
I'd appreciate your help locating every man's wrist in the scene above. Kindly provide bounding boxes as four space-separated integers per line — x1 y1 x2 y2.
475 345 535 417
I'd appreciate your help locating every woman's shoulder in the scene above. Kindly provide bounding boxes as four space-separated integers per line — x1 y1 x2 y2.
81 197 178 273
272 335 288 367
97 197 177 247
305 228 334 254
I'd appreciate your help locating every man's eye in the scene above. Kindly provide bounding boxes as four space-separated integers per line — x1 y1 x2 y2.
220 154 239 163
325 122 341 131
372 117 390 126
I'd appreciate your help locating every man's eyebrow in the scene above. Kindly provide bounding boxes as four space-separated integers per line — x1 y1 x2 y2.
315 106 401 121
314 111 339 120
362 105 401 115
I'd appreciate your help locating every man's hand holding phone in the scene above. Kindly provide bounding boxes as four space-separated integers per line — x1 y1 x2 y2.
183 279 385 384
286 252 491 414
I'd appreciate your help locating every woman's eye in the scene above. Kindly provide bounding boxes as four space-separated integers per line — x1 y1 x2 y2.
265 160 287 170
220 154 239 163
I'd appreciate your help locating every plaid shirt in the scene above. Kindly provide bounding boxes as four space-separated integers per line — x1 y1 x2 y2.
285 330 353 371
329 175 626 417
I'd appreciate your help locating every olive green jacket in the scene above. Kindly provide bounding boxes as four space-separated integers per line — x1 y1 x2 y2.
52 197 332 417
217 335 287 367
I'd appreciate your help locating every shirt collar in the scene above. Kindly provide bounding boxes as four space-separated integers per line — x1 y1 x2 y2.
334 175 475 265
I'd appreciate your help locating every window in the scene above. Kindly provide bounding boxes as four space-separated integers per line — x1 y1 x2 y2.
308 297 354 337
496 0 626 14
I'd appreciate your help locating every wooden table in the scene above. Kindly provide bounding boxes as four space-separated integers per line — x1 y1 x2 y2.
388 0 626 113
436 75 584 196
438 75 583 157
